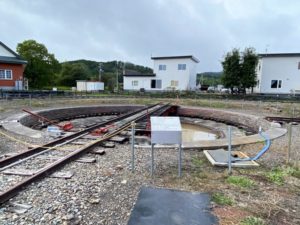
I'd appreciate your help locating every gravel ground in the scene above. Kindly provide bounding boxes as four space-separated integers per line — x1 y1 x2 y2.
0 99 299 225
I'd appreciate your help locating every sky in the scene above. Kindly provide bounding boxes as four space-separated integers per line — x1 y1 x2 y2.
1 0 300 72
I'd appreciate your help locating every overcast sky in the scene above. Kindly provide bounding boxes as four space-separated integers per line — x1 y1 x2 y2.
1 0 300 72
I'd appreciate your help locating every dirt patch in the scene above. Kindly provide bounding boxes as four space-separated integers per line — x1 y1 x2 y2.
213 206 251 225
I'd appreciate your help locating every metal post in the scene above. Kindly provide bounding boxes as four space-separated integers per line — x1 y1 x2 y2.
178 144 182 177
151 144 154 177
292 106 295 118
228 126 232 175
29 94 32 107
287 123 292 165
131 122 135 172
116 61 118 92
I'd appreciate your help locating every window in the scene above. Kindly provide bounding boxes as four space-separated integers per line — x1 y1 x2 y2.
178 64 186 70
151 79 162 89
132 80 138 86
6 70 12 79
271 80 278 88
0 69 13 80
170 80 178 86
158 65 166 71
271 80 282 89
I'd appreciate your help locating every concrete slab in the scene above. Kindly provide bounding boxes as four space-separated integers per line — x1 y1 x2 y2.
127 186 218 225
204 149 259 167
2 113 44 138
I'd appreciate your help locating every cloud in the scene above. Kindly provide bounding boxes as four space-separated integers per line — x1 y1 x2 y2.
1 0 300 72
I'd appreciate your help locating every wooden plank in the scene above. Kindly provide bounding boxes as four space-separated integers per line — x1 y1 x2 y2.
109 136 128 143
91 149 106 155
50 171 74 179
100 142 115 148
2 169 35 176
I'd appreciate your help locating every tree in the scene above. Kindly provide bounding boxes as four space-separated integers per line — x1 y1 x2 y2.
221 48 258 94
59 63 90 86
240 48 259 93
221 48 241 93
17 40 61 88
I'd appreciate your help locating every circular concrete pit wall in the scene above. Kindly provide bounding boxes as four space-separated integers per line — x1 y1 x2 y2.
20 105 270 132
178 106 270 133
20 105 143 128
8 105 286 147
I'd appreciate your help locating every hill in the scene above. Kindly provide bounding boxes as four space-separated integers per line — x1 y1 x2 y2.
197 72 222 86
62 59 153 77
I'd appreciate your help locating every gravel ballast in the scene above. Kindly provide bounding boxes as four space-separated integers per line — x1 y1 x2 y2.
0 100 299 225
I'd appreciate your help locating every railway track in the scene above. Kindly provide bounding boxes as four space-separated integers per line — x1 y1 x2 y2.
0 103 172 204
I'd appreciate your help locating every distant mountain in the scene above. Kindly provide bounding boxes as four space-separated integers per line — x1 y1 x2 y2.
61 59 153 77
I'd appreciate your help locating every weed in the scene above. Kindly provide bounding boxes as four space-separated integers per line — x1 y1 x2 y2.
212 193 234 206
290 168 300 179
265 168 285 185
240 216 265 225
226 176 256 188
191 157 204 169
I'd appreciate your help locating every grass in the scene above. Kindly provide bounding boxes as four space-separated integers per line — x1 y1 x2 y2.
226 176 256 188
265 166 300 185
240 216 265 225
191 157 205 169
212 193 234 206
265 168 285 185
290 167 300 179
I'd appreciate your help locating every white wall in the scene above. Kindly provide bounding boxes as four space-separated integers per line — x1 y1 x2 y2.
255 57 300 93
76 81 104 91
0 45 15 57
123 77 152 90
153 58 198 90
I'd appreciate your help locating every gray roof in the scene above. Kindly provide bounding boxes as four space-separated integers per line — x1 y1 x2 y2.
0 56 27 64
151 55 199 63
259 53 300 58
123 73 156 77
0 41 27 64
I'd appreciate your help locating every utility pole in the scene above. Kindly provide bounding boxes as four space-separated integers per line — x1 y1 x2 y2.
116 61 118 92
98 63 102 81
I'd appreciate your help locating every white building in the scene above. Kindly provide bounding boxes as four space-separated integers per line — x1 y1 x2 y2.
76 80 104 92
255 53 300 94
123 55 199 91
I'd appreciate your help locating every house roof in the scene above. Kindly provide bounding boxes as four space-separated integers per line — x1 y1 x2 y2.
0 41 27 64
151 55 199 63
123 74 156 77
0 56 27 64
259 53 300 58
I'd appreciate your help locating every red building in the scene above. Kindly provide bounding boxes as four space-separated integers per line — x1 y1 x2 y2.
0 41 27 90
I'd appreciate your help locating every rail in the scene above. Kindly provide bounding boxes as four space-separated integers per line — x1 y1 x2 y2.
0 103 171 204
